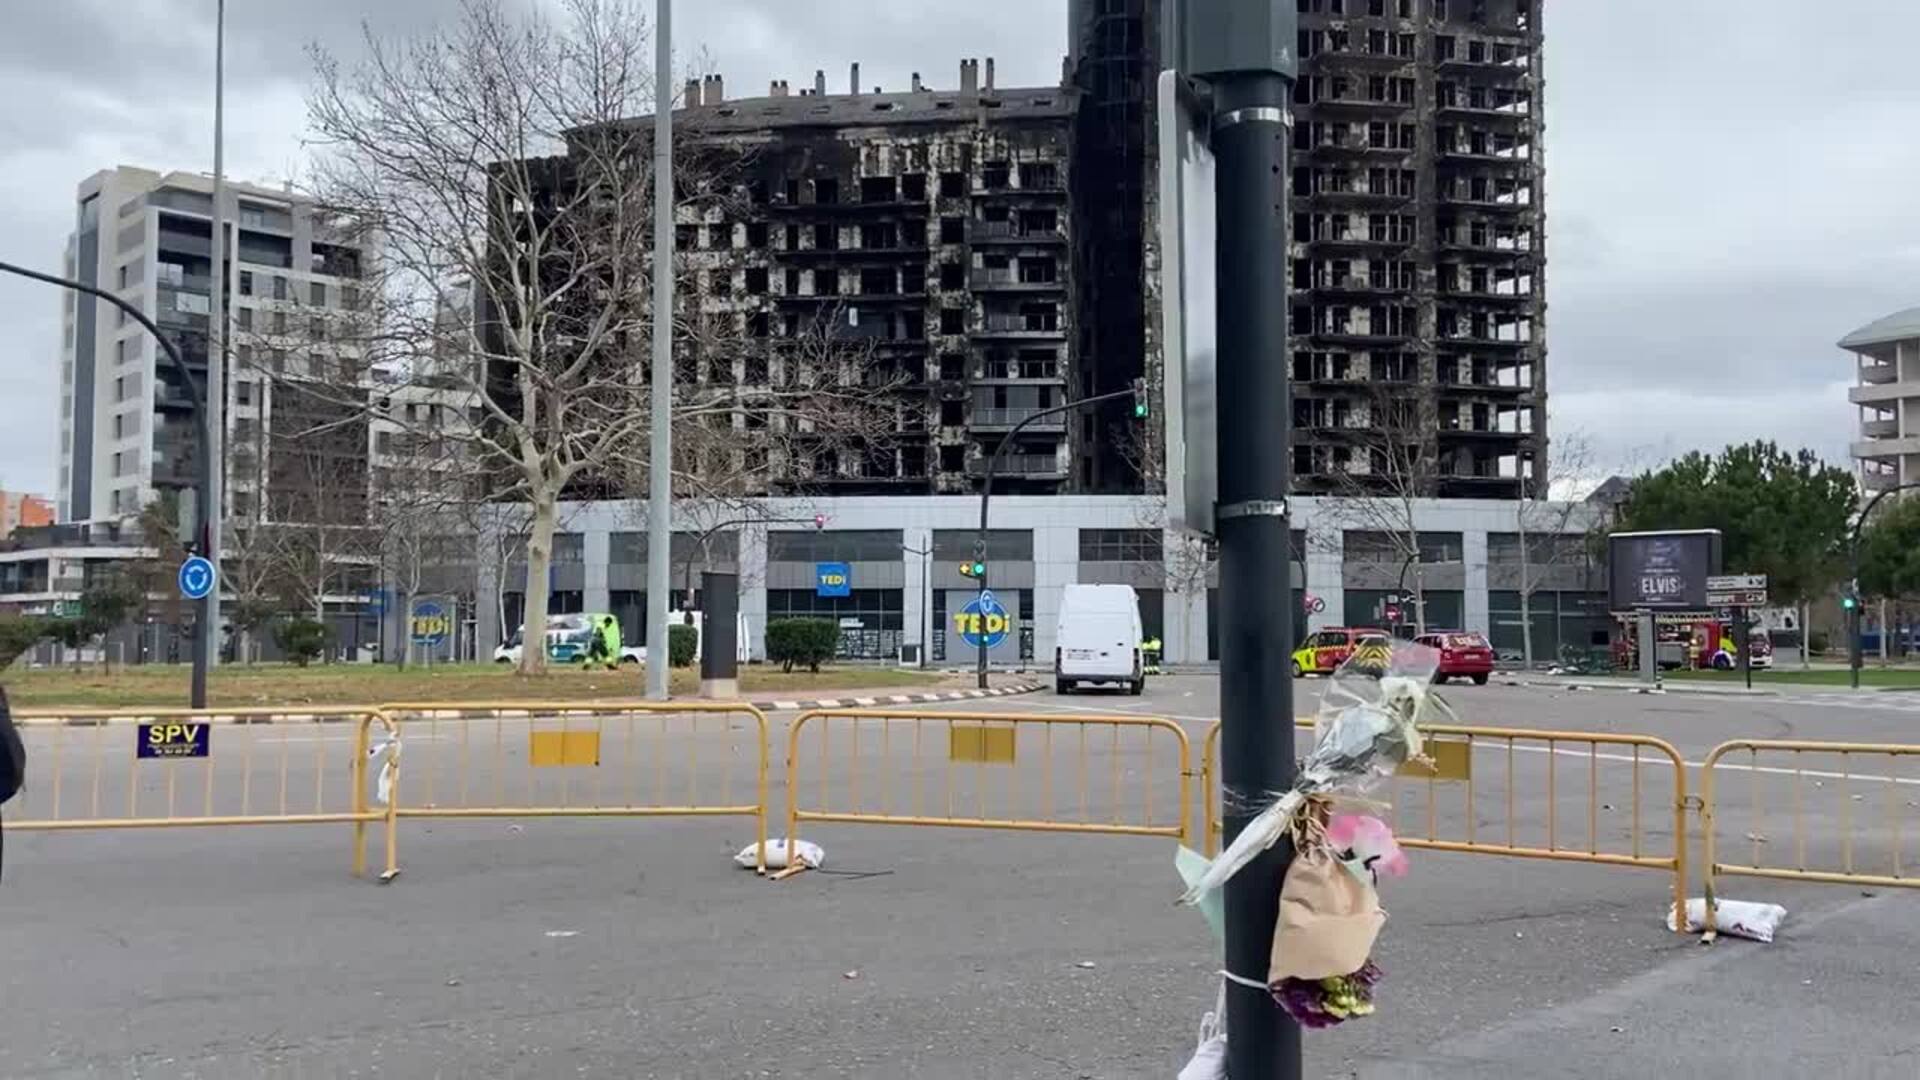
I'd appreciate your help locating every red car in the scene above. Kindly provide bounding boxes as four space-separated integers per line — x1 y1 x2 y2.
1415 631 1495 685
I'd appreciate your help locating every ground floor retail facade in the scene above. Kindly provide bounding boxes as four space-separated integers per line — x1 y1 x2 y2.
475 495 1607 668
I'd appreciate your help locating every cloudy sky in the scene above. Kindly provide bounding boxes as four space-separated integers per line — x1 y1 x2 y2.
3 0 1917 500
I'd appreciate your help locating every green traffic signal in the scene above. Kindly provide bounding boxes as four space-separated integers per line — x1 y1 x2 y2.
1842 596 1858 611
971 560 986 577
959 560 986 578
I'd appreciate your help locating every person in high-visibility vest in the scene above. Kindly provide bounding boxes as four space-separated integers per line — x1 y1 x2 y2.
1141 637 1163 675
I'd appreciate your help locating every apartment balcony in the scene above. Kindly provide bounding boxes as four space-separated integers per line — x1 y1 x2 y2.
1853 436 1920 460
973 315 1065 340
1437 48 1533 79
1300 229 1415 251
1299 275 1408 298
1308 95 1415 116
1848 381 1918 406
970 407 1066 431
969 221 1066 245
971 272 1064 293
967 452 1066 479
1859 360 1901 385
1861 417 1900 438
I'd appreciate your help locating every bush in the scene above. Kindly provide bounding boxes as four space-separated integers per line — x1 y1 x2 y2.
274 619 332 667
667 624 699 668
765 618 838 674
1808 630 1830 655
0 615 54 669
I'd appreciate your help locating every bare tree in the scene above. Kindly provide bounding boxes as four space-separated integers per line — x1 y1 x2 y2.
305 0 896 675
1505 434 1604 668
1314 385 1440 634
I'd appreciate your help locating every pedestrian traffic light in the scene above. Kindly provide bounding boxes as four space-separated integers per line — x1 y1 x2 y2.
1842 594 1858 612
959 560 986 579
1131 377 1148 419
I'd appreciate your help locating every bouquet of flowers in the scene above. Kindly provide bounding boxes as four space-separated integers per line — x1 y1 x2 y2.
1272 961 1384 1028
1178 637 1447 907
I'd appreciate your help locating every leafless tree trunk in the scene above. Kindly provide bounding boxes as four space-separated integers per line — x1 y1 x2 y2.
1317 384 1439 636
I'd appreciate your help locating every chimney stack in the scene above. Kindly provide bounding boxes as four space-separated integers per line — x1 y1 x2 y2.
850 62 861 96
911 71 923 92
960 58 978 94
985 57 995 92
771 79 789 97
684 78 700 107
814 69 826 96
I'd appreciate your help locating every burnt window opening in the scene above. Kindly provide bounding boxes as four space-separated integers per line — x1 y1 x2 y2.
745 267 769 294
939 262 965 289
901 173 928 200
940 308 966 335
940 217 965 244
746 222 769 247
939 172 965 197
982 162 1010 190
813 178 839 205
940 353 966 381
860 176 897 203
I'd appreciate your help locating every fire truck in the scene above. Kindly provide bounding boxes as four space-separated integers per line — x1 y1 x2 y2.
1612 613 1773 671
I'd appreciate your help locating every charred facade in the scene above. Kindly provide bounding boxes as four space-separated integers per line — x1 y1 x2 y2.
1071 0 1548 499
1289 0 1546 497
666 63 1079 495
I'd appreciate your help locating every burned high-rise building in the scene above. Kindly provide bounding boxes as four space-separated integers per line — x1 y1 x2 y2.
660 62 1080 496
1071 0 1549 498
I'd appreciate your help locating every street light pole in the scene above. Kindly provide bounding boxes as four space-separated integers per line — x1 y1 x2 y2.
645 0 674 701
975 387 1136 689
1 260 212 707
1847 481 1920 689
203 0 227 678
1181 2 1300 1075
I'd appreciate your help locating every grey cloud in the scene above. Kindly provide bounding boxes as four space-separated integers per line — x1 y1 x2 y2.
3 0 1914 501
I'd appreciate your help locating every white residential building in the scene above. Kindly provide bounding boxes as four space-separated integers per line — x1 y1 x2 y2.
56 166 377 526
1842 305 1920 495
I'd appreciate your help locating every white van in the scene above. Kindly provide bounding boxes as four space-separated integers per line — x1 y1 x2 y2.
1055 584 1145 695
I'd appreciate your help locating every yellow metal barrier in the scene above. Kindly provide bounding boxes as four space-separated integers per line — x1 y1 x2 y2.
1701 739 1920 927
786 709 1192 845
379 701 769 868
9 707 399 880
1201 720 1688 926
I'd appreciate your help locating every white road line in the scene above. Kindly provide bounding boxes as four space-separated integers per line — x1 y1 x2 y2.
1475 741 1920 786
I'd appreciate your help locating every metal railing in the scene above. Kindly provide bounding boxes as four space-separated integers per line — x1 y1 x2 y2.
787 709 1191 845
1701 740 1920 931
1201 720 1689 929
9 707 398 880
379 701 770 869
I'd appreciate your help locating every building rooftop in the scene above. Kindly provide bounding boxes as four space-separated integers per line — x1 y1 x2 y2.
1839 305 1920 351
623 58 1074 136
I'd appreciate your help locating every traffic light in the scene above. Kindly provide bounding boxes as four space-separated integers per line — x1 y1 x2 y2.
1842 594 1858 612
959 560 986 579
812 513 828 530
1131 377 1149 419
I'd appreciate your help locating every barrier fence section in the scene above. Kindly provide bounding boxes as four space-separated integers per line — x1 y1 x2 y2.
1701 739 1920 927
9 707 398 880
1202 720 1689 927
378 701 770 868
786 709 1192 846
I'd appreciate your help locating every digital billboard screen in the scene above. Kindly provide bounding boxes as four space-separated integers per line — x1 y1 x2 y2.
1608 530 1723 611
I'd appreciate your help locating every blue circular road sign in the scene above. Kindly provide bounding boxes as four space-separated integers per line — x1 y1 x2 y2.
177 556 216 601
956 590 1013 650
410 600 452 647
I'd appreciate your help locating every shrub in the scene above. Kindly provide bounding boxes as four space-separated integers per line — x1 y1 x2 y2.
765 618 838 673
1808 630 1830 655
0 615 54 670
667 624 699 668
274 618 332 667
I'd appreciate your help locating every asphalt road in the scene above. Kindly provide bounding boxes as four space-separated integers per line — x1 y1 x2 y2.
3 676 1918 1077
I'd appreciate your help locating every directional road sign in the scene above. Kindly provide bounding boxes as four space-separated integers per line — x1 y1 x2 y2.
177 556 216 601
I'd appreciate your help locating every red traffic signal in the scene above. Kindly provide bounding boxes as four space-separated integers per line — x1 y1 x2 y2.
1384 604 1402 623
813 513 827 530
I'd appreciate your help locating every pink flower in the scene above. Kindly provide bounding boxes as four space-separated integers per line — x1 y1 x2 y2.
1327 813 1409 880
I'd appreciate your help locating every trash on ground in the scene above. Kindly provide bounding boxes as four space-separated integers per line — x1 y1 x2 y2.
738 838 825 871
1668 898 1786 942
